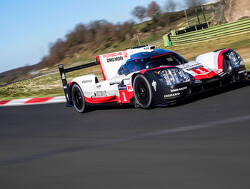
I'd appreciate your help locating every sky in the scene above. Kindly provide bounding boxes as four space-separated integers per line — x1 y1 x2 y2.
0 0 205 73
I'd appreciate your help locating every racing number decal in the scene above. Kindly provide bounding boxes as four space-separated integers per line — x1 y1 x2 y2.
192 67 209 74
119 90 129 103
119 84 134 103
122 92 127 102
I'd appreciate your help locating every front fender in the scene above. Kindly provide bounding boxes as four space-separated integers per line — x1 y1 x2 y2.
140 70 191 105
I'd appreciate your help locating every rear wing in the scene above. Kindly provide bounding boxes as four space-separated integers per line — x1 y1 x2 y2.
58 61 99 105
97 51 128 81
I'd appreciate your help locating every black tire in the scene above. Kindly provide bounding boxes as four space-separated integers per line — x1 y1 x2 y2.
223 60 232 74
71 84 86 113
133 74 153 109
224 59 237 83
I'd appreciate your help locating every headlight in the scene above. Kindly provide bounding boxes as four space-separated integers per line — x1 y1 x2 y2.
228 51 244 68
160 68 190 85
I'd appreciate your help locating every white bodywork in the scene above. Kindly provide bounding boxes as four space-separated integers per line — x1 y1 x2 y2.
70 47 225 100
71 74 120 99
71 72 134 100
196 51 223 73
176 50 225 80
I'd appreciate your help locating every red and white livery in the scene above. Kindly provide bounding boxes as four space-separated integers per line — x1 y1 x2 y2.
59 45 247 113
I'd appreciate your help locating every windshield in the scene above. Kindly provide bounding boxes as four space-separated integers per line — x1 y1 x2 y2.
146 53 188 69
117 53 188 75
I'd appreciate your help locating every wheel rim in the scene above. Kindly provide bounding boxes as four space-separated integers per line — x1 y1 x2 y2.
225 61 232 73
137 82 149 103
227 62 232 72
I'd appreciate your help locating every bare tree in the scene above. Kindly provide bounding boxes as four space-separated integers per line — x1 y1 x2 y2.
131 6 147 21
165 0 177 12
49 39 67 64
147 1 161 19
66 23 86 47
120 21 136 39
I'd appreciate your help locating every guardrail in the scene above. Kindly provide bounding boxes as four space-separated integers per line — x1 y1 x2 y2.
163 18 250 46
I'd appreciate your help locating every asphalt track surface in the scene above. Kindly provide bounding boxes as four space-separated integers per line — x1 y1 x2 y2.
0 82 250 189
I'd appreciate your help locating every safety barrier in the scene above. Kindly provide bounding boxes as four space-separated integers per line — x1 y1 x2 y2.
163 18 250 46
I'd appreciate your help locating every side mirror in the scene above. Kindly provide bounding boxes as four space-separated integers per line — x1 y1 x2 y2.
118 66 129 75
118 67 124 75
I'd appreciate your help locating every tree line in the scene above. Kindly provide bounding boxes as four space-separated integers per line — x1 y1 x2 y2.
31 0 205 69
40 20 136 67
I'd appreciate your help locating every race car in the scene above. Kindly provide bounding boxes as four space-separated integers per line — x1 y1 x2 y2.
58 45 247 113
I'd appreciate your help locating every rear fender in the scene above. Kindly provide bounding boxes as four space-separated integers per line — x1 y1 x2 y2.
68 74 98 101
71 74 98 90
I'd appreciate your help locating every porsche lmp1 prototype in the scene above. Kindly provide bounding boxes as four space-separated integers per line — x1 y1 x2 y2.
58 45 247 112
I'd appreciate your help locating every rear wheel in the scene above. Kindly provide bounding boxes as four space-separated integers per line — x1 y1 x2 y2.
224 59 241 83
223 59 238 83
133 75 153 109
72 84 86 113
223 60 232 74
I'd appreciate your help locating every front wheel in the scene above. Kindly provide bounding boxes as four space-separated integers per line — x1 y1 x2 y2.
133 74 153 109
71 84 86 113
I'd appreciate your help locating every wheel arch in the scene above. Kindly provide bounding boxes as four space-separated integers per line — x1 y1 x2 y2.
131 73 140 86
68 81 77 102
71 82 86 113
131 70 150 86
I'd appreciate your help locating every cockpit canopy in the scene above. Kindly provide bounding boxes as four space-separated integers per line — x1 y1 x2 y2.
117 50 188 75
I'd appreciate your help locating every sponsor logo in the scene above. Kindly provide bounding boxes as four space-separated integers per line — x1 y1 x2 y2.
118 85 127 90
103 52 123 58
164 92 180 98
96 85 101 89
107 56 123 63
182 63 203 71
95 91 107 97
170 86 187 93
82 80 92 83
152 80 157 91
61 73 66 79
127 84 133 92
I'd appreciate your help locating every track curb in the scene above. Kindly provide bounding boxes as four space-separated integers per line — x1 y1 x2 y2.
0 96 66 106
